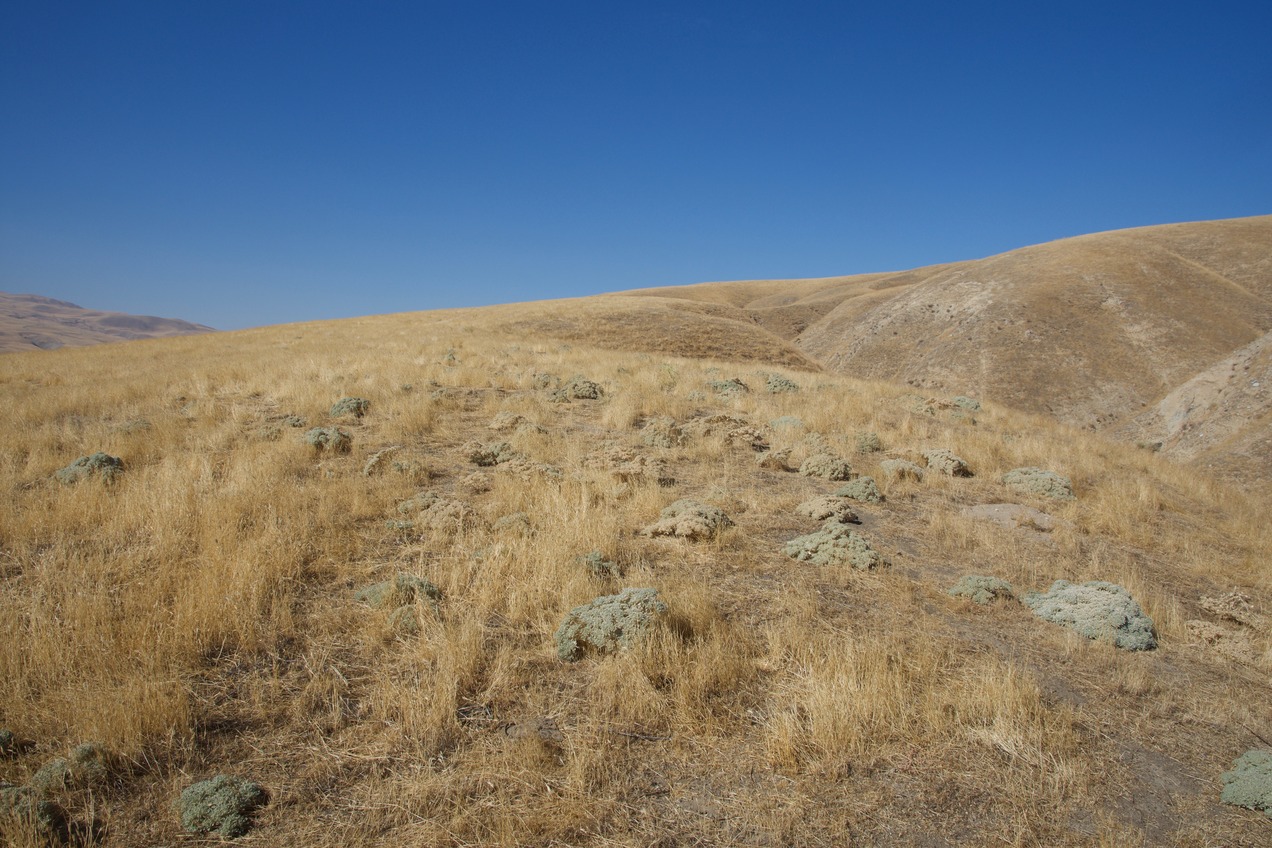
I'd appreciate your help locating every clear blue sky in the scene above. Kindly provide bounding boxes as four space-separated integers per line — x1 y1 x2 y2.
2 1 1269 330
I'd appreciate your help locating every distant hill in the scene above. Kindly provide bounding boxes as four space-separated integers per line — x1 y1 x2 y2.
0 292 215 353
586 215 1271 492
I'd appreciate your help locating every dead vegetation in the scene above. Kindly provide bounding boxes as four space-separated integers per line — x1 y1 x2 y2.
0 311 1269 846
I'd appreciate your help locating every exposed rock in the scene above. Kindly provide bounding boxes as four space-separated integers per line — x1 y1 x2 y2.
961 503 1066 533
794 496 859 524
1220 750 1272 818
923 449 972 477
1002 467 1075 500
640 499 733 540
834 476 884 504
178 775 268 838
879 458 925 481
330 397 370 418
783 522 885 570
1022 580 1157 651
949 575 1015 605
54 452 124 484
554 588 668 662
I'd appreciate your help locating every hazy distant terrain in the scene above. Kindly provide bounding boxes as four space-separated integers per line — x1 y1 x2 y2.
0 292 215 353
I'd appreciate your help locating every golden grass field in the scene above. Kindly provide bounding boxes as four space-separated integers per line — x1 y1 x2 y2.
0 302 1269 845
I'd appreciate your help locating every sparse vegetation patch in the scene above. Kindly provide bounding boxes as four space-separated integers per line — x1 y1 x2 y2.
177 775 267 838
949 575 1015 605
304 427 351 453
1220 750 1272 818
54 452 123 484
1002 467 1075 500
550 375 603 402
765 373 799 393
640 499 733 540
783 521 885 569
922 448 972 477
329 396 370 418
799 452 854 480
1022 580 1157 651
835 476 884 503
880 458 925 481
554 587 668 661
795 496 859 524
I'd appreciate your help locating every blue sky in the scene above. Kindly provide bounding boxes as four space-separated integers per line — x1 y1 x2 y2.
2 1 1269 330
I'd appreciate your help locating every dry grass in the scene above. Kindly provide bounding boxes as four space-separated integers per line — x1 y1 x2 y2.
1 308 1269 846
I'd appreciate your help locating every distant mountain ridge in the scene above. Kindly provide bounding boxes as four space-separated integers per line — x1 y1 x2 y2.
0 292 215 353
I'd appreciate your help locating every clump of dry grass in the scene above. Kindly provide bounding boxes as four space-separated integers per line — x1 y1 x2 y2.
0 310 1268 846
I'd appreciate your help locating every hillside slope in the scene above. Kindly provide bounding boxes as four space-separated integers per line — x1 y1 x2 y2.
604 216 1272 491
0 315 1268 846
0 292 215 353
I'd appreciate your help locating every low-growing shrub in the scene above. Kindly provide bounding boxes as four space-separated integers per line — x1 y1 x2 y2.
54 452 124 484
304 427 351 453
948 575 1015 605
1022 580 1156 651
783 522 885 570
554 588 668 661
329 397 370 418
640 499 733 540
177 775 267 838
1002 467 1075 500
834 476 884 503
